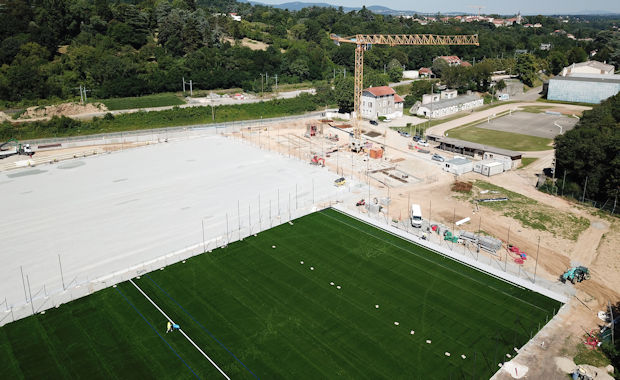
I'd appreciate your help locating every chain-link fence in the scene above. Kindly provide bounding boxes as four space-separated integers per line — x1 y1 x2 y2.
332 203 573 304
0 178 349 327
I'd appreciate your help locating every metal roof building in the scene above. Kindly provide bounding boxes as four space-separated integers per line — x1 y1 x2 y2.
547 74 620 104
428 135 523 170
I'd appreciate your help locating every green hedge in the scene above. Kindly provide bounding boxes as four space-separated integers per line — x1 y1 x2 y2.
0 94 326 141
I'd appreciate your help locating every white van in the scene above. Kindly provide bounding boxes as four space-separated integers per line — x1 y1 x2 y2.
410 204 423 228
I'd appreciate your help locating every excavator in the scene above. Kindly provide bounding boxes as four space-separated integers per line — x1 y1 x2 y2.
0 139 35 160
310 155 325 166
560 266 590 284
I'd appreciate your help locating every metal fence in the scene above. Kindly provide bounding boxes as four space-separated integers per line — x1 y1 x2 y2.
333 202 574 303
21 112 325 147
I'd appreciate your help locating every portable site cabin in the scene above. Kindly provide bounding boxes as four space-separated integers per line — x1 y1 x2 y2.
473 160 504 176
443 158 473 175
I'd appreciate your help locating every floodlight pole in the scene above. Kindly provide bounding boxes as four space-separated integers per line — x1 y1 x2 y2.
258 194 262 229
238 200 241 239
201 220 206 253
533 236 540 283
20 266 27 303
226 213 229 244
26 275 34 315
429 200 432 226
58 254 66 290
609 301 615 345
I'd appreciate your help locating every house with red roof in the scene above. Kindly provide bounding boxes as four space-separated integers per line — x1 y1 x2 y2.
434 56 462 67
419 67 433 77
361 86 404 120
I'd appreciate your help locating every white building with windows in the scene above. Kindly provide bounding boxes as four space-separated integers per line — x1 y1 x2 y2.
361 86 404 120
416 91 483 118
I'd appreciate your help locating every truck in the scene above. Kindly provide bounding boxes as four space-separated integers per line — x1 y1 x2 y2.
410 204 423 228
0 139 35 160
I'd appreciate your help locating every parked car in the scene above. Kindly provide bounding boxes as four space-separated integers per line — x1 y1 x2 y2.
370 120 378 126
431 154 445 162
413 135 421 142
399 131 411 138
417 140 429 147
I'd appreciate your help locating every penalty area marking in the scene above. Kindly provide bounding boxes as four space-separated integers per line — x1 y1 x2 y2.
128 279 231 380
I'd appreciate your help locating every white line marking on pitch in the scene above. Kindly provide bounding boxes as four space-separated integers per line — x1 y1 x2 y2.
129 279 231 380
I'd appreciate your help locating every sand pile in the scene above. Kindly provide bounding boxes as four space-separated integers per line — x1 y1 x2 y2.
19 102 108 119
0 111 10 122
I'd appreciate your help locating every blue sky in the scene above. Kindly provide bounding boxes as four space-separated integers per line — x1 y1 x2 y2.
255 0 620 14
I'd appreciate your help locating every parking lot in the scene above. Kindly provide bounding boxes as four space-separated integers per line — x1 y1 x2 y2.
476 111 579 138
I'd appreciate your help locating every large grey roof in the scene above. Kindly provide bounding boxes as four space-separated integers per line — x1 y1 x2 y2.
435 136 522 158
419 94 481 110
566 60 614 72
550 74 620 84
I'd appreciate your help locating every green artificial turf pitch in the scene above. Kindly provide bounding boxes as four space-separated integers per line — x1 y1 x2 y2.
0 208 561 379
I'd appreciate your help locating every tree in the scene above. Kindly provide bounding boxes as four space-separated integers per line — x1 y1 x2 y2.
515 53 538 87
334 76 353 113
554 93 620 203
495 79 506 93
386 58 403 82
431 58 449 78
548 50 568 75
566 47 587 65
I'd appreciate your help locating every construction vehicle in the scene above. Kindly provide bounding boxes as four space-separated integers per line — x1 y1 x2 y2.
310 155 325 166
304 123 323 138
356 199 366 206
560 266 590 284
334 177 346 186
330 33 479 153
0 139 35 160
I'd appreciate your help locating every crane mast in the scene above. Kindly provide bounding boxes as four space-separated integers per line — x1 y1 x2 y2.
330 33 479 150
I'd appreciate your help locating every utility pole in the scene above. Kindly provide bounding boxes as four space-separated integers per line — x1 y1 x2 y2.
77 85 84 104
260 74 264 97
182 77 186 94
189 80 193 97
582 176 588 203
274 74 278 92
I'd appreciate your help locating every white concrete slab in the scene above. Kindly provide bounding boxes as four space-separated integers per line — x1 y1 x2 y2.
0 135 343 308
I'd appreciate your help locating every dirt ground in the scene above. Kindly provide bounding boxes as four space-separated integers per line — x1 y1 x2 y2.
7 115 618 378
5 102 109 122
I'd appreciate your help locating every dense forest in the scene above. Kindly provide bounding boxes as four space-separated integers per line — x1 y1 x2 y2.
0 0 618 104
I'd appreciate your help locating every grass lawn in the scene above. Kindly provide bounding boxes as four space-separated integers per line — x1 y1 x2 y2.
536 98 594 107
0 209 561 379
471 181 590 240
99 93 186 111
519 157 538 168
447 125 554 151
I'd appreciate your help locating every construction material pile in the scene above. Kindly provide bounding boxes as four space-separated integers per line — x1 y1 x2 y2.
459 231 502 253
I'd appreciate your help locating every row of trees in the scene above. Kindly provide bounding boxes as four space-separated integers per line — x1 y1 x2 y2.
554 93 619 205
0 0 618 104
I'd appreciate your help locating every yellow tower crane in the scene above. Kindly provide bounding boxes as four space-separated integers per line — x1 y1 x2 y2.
330 33 479 151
